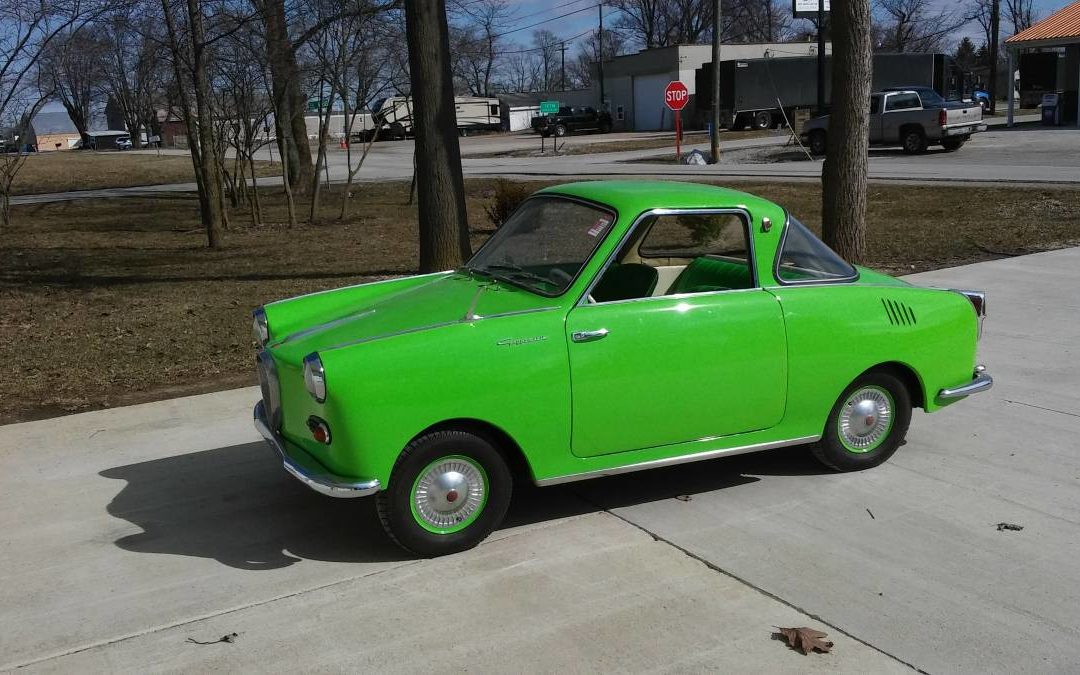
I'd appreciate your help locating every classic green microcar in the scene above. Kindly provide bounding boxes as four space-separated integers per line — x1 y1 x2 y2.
253 181 990 555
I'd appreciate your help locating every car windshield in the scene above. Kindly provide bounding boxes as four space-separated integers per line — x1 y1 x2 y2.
917 88 945 105
465 196 615 296
775 214 857 283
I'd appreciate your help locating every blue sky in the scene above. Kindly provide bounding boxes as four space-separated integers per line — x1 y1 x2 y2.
497 0 1071 53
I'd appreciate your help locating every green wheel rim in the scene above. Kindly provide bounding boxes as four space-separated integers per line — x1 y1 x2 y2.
410 455 489 535
837 385 895 454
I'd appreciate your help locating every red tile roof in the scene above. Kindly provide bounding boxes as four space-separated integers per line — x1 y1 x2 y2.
1007 1 1080 43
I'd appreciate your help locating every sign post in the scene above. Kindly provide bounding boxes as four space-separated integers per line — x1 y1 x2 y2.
539 100 559 153
793 0 830 116
664 81 689 161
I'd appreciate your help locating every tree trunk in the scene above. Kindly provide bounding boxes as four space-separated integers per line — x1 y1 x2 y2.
405 0 471 272
821 0 872 264
185 0 225 248
259 0 314 193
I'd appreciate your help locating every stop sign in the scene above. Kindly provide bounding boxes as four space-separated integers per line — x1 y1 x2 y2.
664 81 689 111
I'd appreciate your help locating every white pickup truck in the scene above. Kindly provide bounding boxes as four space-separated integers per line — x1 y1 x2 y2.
801 87 987 155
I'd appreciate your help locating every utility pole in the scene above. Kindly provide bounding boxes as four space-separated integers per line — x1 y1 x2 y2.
989 0 1000 114
817 0 827 116
561 42 567 91
710 0 721 163
598 4 606 110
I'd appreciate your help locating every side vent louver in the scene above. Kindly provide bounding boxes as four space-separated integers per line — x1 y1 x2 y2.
882 298 917 326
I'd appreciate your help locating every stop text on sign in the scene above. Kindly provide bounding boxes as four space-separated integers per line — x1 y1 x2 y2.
665 81 689 111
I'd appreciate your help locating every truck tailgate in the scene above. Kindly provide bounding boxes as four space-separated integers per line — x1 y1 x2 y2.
945 104 982 126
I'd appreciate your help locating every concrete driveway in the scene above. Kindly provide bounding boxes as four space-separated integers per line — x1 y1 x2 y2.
2 248 1078 672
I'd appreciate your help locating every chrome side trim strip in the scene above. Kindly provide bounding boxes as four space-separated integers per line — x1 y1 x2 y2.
939 371 993 400
534 435 820 486
278 309 376 345
254 402 380 498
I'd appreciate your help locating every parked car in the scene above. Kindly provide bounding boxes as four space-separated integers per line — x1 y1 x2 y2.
531 106 612 137
252 181 991 556
801 89 986 155
971 88 991 112
116 135 132 150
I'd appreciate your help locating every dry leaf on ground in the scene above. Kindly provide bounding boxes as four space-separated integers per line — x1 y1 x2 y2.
773 626 834 655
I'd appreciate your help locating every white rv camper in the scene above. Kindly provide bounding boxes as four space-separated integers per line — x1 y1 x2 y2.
370 96 501 139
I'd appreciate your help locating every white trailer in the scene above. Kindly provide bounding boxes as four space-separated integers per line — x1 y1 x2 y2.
371 96 500 138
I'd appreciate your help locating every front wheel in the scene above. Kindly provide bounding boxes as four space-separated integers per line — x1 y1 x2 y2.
376 430 512 556
808 130 827 155
752 110 772 130
553 124 568 137
811 371 912 472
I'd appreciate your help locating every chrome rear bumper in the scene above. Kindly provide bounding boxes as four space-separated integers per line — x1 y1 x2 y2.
254 401 380 498
938 366 993 400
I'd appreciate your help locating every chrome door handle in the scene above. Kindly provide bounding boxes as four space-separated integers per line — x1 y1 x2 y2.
572 328 609 343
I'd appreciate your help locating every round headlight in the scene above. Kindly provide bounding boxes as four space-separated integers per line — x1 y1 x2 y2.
303 353 326 403
252 307 270 345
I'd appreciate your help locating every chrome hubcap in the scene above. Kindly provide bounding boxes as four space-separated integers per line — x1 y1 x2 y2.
413 458 485 529
839 387 893 451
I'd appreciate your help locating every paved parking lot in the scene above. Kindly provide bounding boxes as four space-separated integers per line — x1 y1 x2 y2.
1 248 1078 672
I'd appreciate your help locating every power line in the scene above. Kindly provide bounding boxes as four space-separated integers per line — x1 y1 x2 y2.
491 4 599 39
496 29 592 55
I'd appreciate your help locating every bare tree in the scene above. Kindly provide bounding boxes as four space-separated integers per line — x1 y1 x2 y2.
874 0 964 53
568 28 626 88
1004 0 1036 34
405 0 470 272
821 0 873 262
37 27 108 146
100 8 166 148
449 0 509 96
610 0 714 48
0 0 96 229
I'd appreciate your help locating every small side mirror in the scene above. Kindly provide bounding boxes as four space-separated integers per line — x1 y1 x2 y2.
761 217 772 233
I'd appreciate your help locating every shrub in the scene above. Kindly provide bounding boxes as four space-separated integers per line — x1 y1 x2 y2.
484 179 532 228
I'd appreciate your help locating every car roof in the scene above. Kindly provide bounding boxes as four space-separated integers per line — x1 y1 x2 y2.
537 180 780 216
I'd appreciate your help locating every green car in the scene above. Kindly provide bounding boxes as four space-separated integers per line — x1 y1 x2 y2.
253 181 990 555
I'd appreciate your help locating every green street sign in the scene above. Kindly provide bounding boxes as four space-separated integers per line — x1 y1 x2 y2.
539 100 559 114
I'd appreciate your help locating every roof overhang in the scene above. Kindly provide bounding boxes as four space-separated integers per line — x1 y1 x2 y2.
1004 37 1080 50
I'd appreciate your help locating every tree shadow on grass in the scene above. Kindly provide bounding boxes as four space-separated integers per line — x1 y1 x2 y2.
100 441 829 570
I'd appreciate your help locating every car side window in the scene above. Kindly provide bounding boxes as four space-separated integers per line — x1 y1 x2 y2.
589 213 755 304
885 94 919 111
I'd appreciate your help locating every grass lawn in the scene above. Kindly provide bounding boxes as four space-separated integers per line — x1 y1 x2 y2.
10 150 278 195
2 179 1078 423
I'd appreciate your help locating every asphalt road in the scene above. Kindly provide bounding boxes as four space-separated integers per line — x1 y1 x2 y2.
10 116 1074 207
1 247 1078 671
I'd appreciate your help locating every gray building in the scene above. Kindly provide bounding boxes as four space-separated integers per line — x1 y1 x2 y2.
599 42 832 131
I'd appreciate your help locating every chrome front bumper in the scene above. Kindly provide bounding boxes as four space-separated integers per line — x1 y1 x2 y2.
938 366 994 400
254 401 380 498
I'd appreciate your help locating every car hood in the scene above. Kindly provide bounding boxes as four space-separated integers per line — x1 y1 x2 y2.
269 272 559 361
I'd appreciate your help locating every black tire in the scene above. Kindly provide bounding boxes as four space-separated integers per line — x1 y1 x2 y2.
389 122 406 141
901 127 927 154
811 371 913 472
941 137 966 152
553 124 568 137
808 129 827 155
376 429 512 556
752 110 772 130
730 113 748 131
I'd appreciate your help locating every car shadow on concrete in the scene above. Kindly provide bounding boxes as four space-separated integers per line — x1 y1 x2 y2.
99 442 830 570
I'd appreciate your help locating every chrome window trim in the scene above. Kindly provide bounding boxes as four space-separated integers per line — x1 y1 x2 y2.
576 206 758 307
535 435 820 486
771 211 860 286
463 193 619 299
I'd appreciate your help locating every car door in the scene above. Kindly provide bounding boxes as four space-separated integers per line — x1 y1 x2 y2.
565 210 788 458
882 92 919 142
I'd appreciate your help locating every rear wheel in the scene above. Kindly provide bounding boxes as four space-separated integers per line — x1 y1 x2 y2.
808 130 827 155
812 371 912 472
752 110 772 130
376 430 512 556
941 137 966 152
901 127 928 154
553 124 568 137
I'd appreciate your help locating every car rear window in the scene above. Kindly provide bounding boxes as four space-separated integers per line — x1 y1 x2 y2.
775 215 857 284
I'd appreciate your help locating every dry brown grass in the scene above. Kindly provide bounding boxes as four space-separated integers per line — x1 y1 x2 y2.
1 179 1078 423
10 151 278 195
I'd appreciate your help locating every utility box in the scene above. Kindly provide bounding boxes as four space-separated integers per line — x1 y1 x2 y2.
1041 93 1062 125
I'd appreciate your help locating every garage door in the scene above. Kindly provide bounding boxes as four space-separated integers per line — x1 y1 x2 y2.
633 73 674 131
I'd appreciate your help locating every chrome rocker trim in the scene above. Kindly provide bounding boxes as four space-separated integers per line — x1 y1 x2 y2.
939 366 993 400
254 401 380 498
